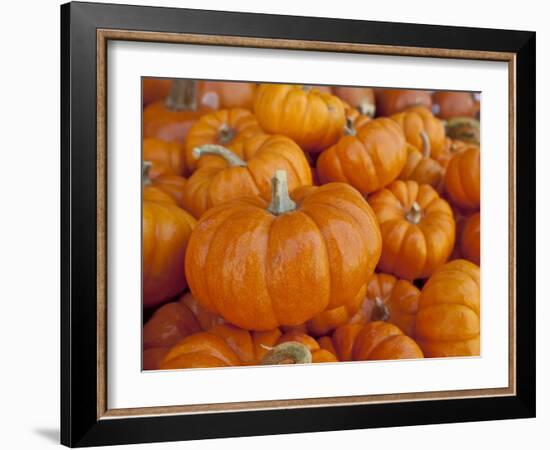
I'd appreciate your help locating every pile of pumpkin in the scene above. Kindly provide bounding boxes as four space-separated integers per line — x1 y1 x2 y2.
142 79 481 370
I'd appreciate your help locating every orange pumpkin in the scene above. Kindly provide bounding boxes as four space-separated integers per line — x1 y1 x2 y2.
461 212 480 265
200 81 257 110
333 86 376 117
143 161 186 207
277 331 338 363
143 78 172 106
332 322 423 361
185 170 382 330
375 89 432 116
143 138 188 178
316 118 408 195
391 106 446 159
368 180 455 280
344 107 372 130
143 79 211 146
398 140 444 191
431 91 480 119
254 84 346 152
435 138 473 169
415 259 480 357
143 201 196 308
445 117 480 146
181 134 312 218
184 108 263 172
444 145 480 210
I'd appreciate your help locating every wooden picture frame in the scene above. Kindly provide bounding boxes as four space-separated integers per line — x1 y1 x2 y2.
61 1 535 447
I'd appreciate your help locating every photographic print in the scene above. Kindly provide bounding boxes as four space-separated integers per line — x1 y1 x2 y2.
141 80 481 371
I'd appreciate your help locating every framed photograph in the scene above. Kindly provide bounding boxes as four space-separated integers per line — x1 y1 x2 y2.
61 1 535 447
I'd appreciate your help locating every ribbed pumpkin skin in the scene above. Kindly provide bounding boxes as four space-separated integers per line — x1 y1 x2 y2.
181 134 312 218
375 89 432 116
184 108 263 172
398 144 444 191
415 259 480 357
254 84 346 152
143 138 187 177
144 174 187 207
391 106 446 158
368 180 455 281
316 118 407 195
461 212 480 266
159 324 282 369
444 146 480 210
142 201 196 308
431 91 480 119
331 322 423 361
185 182 382 331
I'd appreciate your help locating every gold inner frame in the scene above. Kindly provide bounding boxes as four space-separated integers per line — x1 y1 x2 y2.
96 28 516 420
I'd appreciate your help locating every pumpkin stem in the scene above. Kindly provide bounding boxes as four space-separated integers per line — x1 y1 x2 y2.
358 100 376 118
268 170 297 215
218 123 235 145
445 117 480 145
165 79 198 111
372 297 391 322
301 85 313 92
344 117 356 136
405 201 423 225
192 144 247 167
420 131 431 158
142 161 153 185
260 341 312 365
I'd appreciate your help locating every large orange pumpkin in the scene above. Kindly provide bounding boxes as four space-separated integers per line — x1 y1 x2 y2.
331 322 423 361
185 170 382 330
143 79 211 146
368 180 455 280
461 212 480 265
398 141 444 191
391 106 447 159
254 84 346 152
181 134 312 218
375 89 432 116
143 138 188 178
143 201 196 308
415 259 480 357
444 145 480 210
333 87 376 117
184 108 263 172
316 118 408 195
431 91 480 119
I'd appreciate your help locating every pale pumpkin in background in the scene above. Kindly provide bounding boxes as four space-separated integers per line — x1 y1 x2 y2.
375 88 432 116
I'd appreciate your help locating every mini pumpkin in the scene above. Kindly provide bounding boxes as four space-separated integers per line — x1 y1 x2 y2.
143 161 187 207
184 108 263 172
415 259 480 357
143 200 196 308
461 212 480 265
331 322 423 361
181 134 312 218
375 89 432 116
368 180 455 280
398 138 444 191
254 84 346 152
431 91 480 119
444 145 480 210
316 117 408 195
143 79 210 146
185 170 382 331
391 106 447 159
143 138 188 177
333 87 376 117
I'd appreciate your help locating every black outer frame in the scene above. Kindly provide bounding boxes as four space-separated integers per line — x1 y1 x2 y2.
61 1 535 447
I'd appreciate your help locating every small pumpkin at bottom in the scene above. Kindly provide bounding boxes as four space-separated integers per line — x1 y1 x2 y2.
185 170 382 331
414 259 480 357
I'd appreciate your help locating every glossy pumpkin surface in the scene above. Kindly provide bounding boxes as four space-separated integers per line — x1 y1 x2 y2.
254 84 346 152
369 180 455 280
185 172 382 330
316 118 407 195
415 259 480 357
181 134 312 218
143 201 197 308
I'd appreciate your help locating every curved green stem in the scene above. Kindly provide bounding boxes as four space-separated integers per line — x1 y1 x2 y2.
267 170 297 215
260 341 312 365
192 144 247 167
